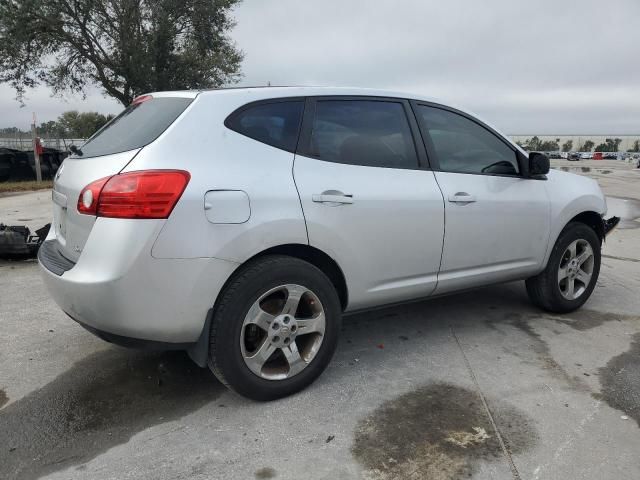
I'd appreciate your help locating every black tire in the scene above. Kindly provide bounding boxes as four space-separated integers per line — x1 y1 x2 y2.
526 222 601 313
208 255 342 401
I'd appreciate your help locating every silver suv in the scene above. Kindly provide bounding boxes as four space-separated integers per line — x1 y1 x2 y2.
40 87 616 400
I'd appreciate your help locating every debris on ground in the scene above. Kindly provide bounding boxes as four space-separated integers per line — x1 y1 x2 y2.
445 427 491 448
0 223 50 259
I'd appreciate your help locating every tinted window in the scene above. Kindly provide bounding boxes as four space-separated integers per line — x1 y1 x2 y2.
309 100 418 169
80 97 193 158
417 106 519 175
227 101 304 152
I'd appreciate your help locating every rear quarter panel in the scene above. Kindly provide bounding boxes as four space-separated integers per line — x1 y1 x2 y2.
123 92 308 262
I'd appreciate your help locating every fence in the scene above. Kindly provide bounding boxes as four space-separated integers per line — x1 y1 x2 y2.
0 136 87 151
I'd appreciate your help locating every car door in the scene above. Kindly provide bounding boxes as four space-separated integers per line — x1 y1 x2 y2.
293 97 445 311
412 102 551 294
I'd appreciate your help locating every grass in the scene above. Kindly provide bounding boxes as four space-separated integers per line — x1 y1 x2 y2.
0 180 54 194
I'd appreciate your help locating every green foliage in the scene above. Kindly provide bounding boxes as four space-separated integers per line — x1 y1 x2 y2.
52 111 114 137
578 140 595 152
1 111 113 138
593 138 622 152
628 140 640 153
0 0 243 105
561 140 573 152
521 136 559 151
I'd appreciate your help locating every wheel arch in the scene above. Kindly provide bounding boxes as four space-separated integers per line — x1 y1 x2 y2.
215 243 349 312
569 211 605 243
251 244 349 310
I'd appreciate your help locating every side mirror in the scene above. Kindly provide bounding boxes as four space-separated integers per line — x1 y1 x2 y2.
529 152 550 177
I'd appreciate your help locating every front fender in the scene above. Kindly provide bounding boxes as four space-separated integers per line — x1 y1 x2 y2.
542 170 607 267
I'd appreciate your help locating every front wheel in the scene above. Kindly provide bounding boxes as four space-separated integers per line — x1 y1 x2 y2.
208 255 341 401
526 222 601 313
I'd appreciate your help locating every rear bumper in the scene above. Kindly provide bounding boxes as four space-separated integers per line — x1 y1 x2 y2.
39 217 239 344
69 314 193 350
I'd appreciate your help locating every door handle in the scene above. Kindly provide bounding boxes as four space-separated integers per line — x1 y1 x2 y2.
448 192 476 203
312 193 354 204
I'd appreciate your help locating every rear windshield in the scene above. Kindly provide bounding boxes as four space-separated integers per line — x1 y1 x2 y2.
78 97 194 158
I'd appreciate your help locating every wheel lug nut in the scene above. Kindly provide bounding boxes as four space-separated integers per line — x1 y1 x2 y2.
273 336 280 343
284 338 290 344
291 325 297 333
273 323 279 330
283 316 290 324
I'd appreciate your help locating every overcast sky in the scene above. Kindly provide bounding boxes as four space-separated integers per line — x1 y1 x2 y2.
2 0 639 134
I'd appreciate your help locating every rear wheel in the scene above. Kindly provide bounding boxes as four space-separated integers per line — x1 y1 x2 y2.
208 255 341 401
526 222 601 313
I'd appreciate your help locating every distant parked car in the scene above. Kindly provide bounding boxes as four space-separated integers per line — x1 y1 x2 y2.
568 152 581 161
580 152 592 160
592 152 603 160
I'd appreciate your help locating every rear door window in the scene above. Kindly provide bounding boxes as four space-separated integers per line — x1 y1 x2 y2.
79 97 194 158
225 100 304 152
308 100 418 169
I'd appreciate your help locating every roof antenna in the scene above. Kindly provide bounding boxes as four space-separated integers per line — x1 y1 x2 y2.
267 81 271 87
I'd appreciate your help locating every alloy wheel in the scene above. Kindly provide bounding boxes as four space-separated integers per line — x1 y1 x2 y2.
240 284 326 380
557 239 594 300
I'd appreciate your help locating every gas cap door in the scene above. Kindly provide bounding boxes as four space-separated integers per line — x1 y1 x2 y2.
204 190 251 224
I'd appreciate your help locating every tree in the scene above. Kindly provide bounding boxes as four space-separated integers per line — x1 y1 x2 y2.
0 0 243 106
561 140 573 152
523 136 542 151
578 140 595 152
55 111 114 137
628 140 640 153
594 138 621 152
539 140 559 151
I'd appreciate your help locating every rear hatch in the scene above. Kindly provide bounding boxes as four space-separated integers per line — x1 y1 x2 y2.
51 94 195 263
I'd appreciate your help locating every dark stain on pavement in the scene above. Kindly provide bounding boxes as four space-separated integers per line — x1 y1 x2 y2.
606 196 640 229
0 348 223 480
491 312 585 389
351 383 536 480
549 309 637 331
255 466 277 478
596 333 640 427
0 389 8 409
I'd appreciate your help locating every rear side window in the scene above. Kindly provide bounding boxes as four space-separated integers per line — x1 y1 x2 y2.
225 101 304 152
308 100 418 169
79 97 193 158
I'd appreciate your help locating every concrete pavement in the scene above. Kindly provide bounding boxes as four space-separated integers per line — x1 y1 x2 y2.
0 161 639 480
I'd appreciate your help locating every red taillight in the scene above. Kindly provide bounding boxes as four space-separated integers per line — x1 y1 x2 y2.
77 170 190 219
77 176 110 215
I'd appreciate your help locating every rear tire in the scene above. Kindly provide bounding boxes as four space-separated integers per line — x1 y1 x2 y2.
208 255 341 401
526 222 601 313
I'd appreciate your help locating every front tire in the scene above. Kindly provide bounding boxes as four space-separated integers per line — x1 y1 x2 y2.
208 255 342 401
526 222 601 313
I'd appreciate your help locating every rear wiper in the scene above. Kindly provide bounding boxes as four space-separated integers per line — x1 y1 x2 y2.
69 145 83 156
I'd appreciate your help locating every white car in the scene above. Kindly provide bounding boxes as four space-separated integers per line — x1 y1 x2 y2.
39 87 617 400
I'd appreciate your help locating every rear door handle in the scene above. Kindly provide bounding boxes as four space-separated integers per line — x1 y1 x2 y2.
448 192 477 203
312 193 354 204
